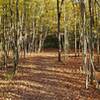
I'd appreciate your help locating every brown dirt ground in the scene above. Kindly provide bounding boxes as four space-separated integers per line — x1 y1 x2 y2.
0 52 100 100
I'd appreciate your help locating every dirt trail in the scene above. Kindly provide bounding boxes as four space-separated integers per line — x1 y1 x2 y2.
0 53 100 100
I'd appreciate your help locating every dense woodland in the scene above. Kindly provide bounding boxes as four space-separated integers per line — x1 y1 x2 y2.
0 0 100 99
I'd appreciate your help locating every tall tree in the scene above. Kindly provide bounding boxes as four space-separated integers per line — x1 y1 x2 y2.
57 0 64 62
79 0 88 89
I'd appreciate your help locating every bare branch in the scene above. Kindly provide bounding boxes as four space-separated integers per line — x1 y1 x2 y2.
61 0 65 6
95 0 100 7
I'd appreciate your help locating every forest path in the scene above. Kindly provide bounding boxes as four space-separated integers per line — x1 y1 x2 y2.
0 53 100 100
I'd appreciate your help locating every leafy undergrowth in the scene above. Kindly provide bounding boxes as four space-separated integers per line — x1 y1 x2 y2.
0 53 100 100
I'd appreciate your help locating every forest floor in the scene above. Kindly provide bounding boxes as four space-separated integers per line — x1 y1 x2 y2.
0 52 100 100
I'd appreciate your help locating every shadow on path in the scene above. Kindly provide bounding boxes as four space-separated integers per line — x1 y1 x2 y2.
0 53 100 100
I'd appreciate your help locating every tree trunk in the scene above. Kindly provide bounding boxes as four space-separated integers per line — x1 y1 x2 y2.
88 0 94 84
80 0 88 89
57 0 62 62
2 2 8 69
75 23 77 57
63 4 69 61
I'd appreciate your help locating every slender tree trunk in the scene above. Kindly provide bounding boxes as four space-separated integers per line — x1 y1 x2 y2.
13 0 19 74
38 34 42 53
57 0 62 62
32 20 36 52
95 2 100 64
78 29 81 57
22 0 27 58
63 4 69 61
2 2 8 69
97 35 100 64
75 23 77 57
88 0 94 84
80 0 88 89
